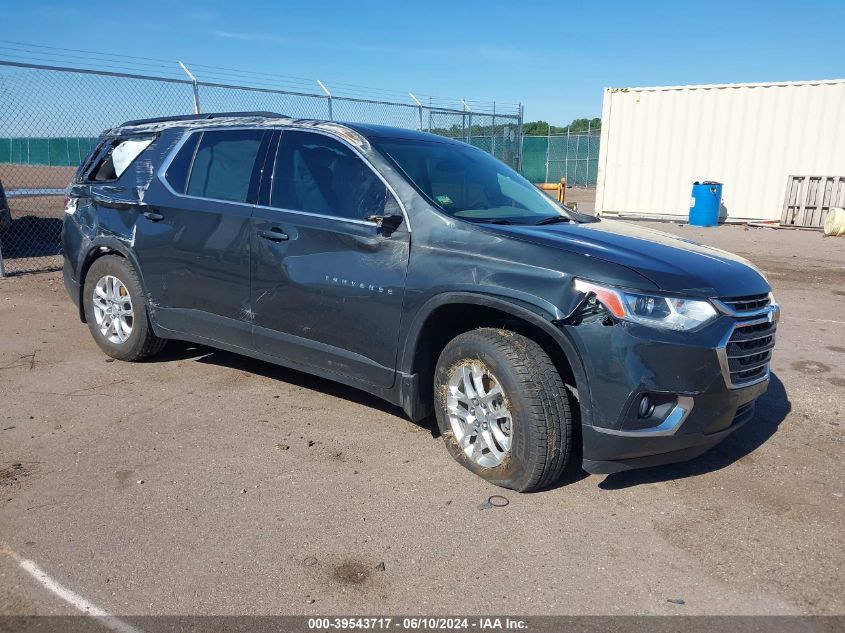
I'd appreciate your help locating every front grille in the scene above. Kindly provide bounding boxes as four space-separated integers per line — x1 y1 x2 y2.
724 319 776 387
719 293 771 314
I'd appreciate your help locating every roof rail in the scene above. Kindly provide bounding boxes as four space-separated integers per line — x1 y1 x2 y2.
119 111 289 127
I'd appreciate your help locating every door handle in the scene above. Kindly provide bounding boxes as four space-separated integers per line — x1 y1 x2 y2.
143 211 165 222
258 228 289 242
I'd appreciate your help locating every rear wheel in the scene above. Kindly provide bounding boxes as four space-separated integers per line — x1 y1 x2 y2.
82 255 166 361
434 328 573 492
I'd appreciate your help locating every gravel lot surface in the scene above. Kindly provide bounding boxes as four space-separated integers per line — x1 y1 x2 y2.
0 222 843 616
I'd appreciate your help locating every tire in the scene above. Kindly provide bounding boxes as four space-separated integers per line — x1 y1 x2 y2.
434 328 573 492
82 255 166 361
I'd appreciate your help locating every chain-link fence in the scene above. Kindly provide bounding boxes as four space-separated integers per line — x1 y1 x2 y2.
426 108 523 171
0 60 522 275
521 127 601 187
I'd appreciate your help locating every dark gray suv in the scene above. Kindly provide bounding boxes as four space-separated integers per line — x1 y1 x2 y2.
62 112 779 491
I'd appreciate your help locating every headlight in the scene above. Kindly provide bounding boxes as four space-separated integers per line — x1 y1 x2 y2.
573 279 718 331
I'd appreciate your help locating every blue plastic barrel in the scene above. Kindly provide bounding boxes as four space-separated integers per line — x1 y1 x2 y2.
689 181 722 226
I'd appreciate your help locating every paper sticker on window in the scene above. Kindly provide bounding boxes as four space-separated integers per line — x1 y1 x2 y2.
436 194 453 206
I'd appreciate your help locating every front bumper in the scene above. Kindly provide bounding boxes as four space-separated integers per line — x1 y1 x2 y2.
568 306 778 474
581 380 766 474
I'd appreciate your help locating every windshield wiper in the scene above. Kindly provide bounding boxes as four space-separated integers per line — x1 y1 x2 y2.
534 215 572 226
475 218 516 225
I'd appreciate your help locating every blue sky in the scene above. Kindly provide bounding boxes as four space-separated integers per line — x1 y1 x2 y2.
2 0 843 124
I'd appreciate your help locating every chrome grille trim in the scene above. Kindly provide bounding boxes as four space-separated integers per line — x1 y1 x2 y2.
729 332 775 344
730 347 775 359
717 305 780 389
712 293 773 318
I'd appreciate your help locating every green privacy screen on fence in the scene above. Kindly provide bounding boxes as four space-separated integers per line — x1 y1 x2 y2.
0 133 600 185
0 137 99 168
521 133 600 186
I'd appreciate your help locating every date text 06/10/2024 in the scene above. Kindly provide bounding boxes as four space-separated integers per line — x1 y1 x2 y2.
307 617 528 630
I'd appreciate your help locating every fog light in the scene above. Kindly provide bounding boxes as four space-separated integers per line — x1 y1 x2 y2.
638 395 655 418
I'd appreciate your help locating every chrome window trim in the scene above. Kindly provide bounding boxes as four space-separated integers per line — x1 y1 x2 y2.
267 130 281 209
252 203 384 228
156 124 411 231
593 396 694 437
716 304 780 389
181 131 203 195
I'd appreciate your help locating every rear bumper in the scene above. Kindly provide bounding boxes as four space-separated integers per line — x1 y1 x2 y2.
61 211 87 321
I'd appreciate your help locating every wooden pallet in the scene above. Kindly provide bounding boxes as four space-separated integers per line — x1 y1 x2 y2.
781 175 845 228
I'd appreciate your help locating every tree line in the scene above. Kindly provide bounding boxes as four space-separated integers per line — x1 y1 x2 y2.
429 117 601 138
522 117 601 136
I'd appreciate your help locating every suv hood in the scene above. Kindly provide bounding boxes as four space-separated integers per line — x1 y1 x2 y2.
486 218 770 297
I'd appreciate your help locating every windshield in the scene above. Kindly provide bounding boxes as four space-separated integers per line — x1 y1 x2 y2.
372 137 579 225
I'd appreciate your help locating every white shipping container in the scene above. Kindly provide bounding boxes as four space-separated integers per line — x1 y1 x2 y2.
595 79 845 222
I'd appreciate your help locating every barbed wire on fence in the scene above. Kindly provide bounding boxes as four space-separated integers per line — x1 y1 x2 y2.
0 40 522 116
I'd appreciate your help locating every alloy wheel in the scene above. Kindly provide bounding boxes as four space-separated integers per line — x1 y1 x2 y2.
446 361 513 467
92 275 134 344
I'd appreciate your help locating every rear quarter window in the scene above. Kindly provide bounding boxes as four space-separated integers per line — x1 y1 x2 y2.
85 136 155 182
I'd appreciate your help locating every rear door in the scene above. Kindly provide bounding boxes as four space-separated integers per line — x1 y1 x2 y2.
132 128 270 348
250 129 410 387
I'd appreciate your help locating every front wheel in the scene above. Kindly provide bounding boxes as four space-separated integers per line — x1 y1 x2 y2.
82 255 166 361
434 328 573 492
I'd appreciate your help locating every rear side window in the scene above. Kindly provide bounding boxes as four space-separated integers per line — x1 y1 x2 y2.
86 136 155 182
164 132 200 194
271 130 389 220
186 129 265 203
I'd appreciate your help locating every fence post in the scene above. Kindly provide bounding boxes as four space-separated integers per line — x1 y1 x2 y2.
317 81 333 121
178 62 201 114
409 93 423 131
463 101 473 145
565 128 571 186
0 177 5 276
491 102 497 158
586 121 591 188
575 132 581 188
516 103 524 173
544 122 551 183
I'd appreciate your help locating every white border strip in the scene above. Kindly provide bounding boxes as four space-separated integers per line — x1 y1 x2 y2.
3 548 144 633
